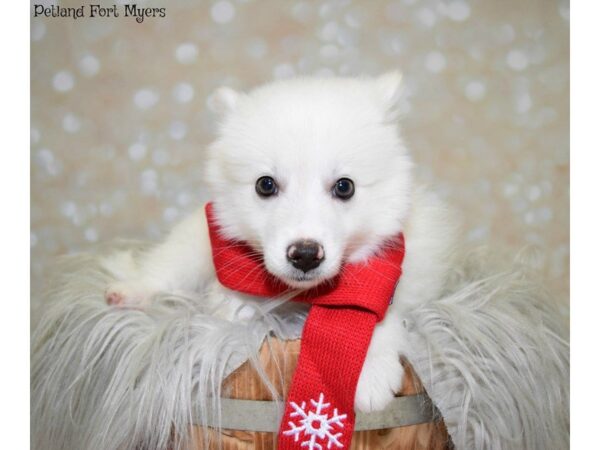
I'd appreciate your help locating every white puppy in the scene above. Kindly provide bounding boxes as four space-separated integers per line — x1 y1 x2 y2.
105 72 458 412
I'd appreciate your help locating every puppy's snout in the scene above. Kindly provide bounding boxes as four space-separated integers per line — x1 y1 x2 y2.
286 240 325 273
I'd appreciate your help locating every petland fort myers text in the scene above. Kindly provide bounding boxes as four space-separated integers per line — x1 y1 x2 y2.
33 4 166 23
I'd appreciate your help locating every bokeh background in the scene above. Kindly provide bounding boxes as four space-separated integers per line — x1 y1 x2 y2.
31 0 569 304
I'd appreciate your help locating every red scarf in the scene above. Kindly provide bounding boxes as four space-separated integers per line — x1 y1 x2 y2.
205 203 405 449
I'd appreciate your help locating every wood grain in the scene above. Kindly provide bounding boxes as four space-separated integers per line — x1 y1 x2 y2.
188 338 452 449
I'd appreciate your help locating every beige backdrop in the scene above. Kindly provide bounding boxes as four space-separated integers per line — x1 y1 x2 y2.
31 0 569 303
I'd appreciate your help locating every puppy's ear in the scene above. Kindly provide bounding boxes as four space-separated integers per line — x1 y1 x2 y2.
374 70 404 121
207 86 241 116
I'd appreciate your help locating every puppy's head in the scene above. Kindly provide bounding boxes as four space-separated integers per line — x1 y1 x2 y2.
205 72 412 289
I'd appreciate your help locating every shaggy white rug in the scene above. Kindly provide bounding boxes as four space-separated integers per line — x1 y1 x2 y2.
31 243 569 450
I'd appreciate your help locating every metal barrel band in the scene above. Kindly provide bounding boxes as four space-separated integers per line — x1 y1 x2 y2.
196 394 441 432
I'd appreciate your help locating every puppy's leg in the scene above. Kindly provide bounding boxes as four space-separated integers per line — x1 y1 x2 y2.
355 310 406 412
355 187 458 411
105 207 214 307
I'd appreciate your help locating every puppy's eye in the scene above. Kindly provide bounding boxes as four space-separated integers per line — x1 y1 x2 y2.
255 176 278 197
332 178 355 200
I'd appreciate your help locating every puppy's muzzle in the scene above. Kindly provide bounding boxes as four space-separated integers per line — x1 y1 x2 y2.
286 240 325 273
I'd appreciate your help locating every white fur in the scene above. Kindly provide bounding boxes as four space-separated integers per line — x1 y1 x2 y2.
105 73 456 412
32 245 309 450
31 243 569 450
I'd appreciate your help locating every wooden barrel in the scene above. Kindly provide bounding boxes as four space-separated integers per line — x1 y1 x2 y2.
189 339 452 449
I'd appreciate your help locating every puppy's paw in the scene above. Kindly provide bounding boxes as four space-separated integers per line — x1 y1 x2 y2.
354 352 404 413
105 280 158 307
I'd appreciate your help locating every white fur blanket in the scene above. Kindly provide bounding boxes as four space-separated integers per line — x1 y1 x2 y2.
31 243 569 450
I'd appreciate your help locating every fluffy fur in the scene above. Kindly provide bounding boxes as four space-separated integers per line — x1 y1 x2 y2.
405 248 569 449
32 242 307 450
31 244 569 449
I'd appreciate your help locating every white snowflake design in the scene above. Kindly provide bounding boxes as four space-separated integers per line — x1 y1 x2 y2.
282 392 348 449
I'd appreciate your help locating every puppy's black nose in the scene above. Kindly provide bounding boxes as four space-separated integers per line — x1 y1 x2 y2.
287 240 325 273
